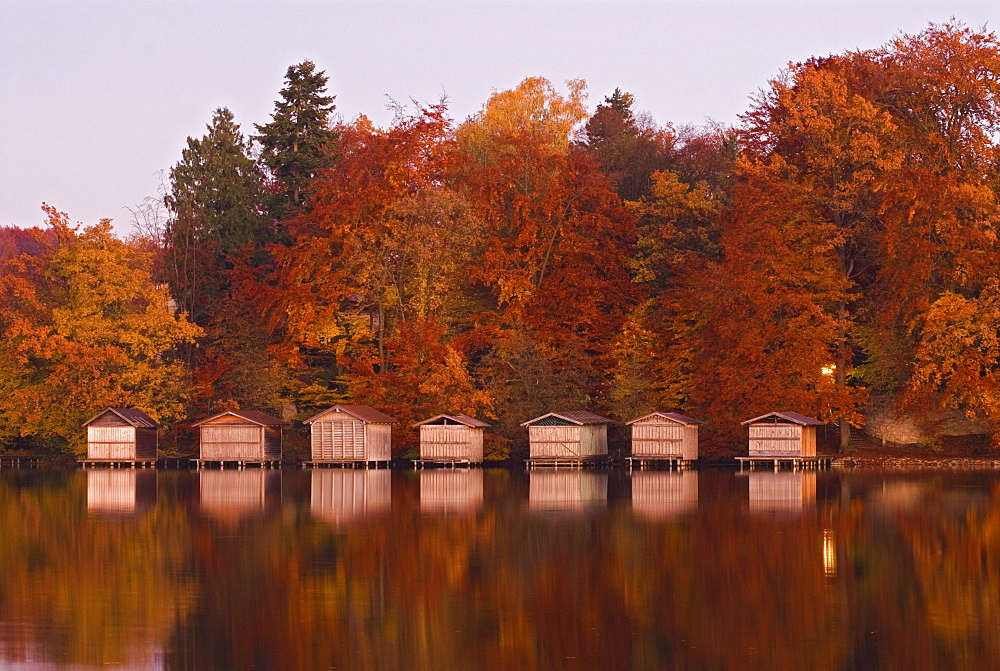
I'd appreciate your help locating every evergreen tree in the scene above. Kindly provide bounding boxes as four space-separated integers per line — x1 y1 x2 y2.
164 107 265 325
255 60 339 220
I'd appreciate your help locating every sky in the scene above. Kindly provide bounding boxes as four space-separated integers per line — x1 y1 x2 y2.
1 0 997 235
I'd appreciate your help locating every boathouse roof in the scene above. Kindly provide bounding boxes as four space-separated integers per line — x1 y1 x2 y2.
192 409 289 427
741 411 823 426
626 411 700 426
304 404 399 425
83 407 159 429
521 411 612 427
413 414 490 428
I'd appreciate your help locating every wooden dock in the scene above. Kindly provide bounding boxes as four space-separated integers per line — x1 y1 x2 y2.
525 456 609 469
192 459 282 469
0 456 42 468
736 456 833 470
79 459 157 468
413 459 479 469
627 456 693 470
302 460 391 469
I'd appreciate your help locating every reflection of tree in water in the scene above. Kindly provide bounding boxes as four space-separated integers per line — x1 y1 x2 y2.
4 471 1000 668
0 471 196 667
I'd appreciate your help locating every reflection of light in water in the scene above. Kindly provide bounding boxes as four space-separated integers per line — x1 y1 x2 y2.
87 470 157 516
529 470 607 514
200 470 279 521
748 471 816 512
823 528 837 577
631 471 698 519
311 469 391 524
420 469 483 513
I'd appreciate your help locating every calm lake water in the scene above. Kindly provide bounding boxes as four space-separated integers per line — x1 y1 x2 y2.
0 466 998 669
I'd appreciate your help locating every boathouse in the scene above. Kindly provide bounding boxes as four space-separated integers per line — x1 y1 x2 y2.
303 405 398 464
521 411 612 465
83 407 159 464
626 412 699 465
192 409 287 465
413 414 490 464
742 411 823 458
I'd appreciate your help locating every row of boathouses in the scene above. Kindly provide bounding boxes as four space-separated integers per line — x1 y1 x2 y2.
82 406 827 468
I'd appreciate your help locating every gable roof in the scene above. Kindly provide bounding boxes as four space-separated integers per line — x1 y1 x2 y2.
521 410 613 427
741 411 823 426
192 409 289 427
625 411 700 426
83 407 159 429
413 414 490 428
303 404 398 425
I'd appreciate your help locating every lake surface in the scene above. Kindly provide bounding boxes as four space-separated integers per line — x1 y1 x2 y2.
0 466 998 669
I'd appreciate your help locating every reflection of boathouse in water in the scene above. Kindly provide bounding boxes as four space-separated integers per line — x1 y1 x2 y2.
311 469 391 524
528 470 608 514
86 469 157 516
419 469 483 513
747 471 817 512
304 405 398 466
82 407 159 466
631 471 698 519
413 414 490 465
199 469 281 521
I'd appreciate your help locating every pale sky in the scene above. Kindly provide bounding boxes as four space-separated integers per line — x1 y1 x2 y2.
1 1 996 234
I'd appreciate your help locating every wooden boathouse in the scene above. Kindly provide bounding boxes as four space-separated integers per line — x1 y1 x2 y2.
413 414 489 466
303 405 398 466
521 411 612 467
192 409 287 467
738 411 830 470
626 411 699 468
82 407 158 467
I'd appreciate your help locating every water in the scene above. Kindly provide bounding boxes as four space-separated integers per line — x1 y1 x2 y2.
0 466 997 669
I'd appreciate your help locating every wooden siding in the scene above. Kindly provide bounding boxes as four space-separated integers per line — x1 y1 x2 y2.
200 424 264 460
135 428 157 460
419 425 484 462
264 426 282 460
311 469 391 523
630 419 698 460
748 471 817 512
419 469 483 513
199 470 280 521
366 424 392 461
529 471 608 513
748 423 816 457
87 426 137 460
528 425 607 459
631 471 698 519
311 417 366 460
86 470 156 515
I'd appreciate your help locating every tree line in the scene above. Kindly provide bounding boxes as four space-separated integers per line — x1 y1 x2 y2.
3 22 1000 457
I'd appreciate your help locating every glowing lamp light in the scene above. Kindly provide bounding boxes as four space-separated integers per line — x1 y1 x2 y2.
820 365 836 377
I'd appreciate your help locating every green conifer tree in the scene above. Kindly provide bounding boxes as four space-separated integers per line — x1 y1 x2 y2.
255 60 339 220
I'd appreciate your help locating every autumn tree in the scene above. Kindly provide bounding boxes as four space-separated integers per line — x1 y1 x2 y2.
255 60 339 221
0 207 200 452
579 89 675 201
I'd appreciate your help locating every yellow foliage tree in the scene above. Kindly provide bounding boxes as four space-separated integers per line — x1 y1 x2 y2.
0 206 201 452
